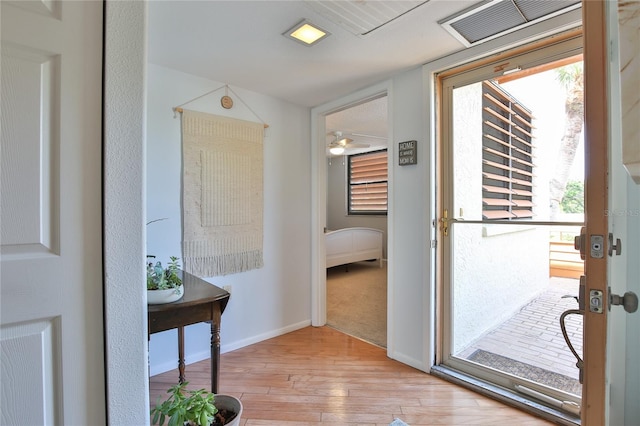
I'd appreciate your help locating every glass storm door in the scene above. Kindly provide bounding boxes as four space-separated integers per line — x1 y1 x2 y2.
438 36 585 417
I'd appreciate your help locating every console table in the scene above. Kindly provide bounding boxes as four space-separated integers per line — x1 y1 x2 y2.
148 270 230 393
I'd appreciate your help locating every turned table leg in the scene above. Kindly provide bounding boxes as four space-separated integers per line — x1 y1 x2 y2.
210 305 222 394
178 326 185 384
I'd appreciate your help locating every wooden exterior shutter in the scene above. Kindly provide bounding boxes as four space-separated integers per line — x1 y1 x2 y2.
482 81 535 220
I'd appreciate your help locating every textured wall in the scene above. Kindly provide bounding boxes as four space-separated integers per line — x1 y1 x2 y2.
104 1 149 424
451 83 548 352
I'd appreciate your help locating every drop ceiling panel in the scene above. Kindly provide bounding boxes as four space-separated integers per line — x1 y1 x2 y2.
304 0 429 35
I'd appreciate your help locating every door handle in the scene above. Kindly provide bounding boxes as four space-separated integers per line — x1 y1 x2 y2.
440 209 462 236
560 277 585 383
609 289 638 313
574 227 586 260
608 233 622 256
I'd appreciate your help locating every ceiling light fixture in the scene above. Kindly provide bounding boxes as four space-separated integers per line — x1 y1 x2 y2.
285 19 330 46
329 146 345 155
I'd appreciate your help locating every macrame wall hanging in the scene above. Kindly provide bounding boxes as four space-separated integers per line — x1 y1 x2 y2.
174 85 267 276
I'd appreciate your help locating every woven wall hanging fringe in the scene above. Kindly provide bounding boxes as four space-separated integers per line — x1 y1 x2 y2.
181 109 264 276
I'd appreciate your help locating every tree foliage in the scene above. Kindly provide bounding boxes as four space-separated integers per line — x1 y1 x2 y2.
560 180 584 213
549 62 584 220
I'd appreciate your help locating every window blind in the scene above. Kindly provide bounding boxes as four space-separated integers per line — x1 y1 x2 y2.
348 150 388 214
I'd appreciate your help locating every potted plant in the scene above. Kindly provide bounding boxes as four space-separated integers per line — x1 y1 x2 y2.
151 382 242 426
147 255 184 304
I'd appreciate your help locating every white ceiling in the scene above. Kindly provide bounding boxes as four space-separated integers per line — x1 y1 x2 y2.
147 1 580 155
147 0 475 108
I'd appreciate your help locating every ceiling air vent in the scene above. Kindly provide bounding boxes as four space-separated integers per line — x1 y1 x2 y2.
440 0 581 47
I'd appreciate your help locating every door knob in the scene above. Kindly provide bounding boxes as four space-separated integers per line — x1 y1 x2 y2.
608 233 622 256
609 290 638 313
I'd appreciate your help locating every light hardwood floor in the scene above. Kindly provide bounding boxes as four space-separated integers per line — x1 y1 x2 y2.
149 326 555 425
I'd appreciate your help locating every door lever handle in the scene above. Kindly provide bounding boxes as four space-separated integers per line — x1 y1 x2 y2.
440 209 462 236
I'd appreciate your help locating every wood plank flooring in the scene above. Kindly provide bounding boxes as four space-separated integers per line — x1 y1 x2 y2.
149 326 555 425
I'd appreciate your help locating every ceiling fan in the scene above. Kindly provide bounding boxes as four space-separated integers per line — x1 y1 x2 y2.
327 131 370 155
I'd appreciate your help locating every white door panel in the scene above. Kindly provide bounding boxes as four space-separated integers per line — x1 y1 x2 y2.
607 1 640 423
1 44 59 257
0 1 104 424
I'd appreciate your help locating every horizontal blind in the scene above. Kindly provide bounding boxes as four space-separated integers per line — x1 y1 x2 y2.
349 150 388 213
482 81 534 220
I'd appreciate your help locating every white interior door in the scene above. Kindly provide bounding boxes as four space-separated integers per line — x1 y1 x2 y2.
606 1 640 423
0 1 104 424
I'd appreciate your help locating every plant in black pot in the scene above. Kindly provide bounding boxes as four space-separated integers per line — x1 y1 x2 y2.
147 255 184 304
151 382 242 426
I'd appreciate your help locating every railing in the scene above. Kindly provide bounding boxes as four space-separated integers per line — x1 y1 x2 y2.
549 240 584 279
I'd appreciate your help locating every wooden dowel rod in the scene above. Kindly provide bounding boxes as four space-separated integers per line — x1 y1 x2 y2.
172 106 269 128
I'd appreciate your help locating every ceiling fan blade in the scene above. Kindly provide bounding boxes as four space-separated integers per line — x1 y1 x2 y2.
345 142 370 148
349 132 387 140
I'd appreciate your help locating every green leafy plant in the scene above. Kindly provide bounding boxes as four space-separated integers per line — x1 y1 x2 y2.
560 180 584 214
151 382 217 426
147 256 182 290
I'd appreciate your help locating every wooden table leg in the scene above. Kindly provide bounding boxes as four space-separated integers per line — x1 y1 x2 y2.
178 326 185 384
210 305 222 393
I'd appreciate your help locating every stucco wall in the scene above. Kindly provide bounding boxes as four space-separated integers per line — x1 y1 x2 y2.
451 83 548 353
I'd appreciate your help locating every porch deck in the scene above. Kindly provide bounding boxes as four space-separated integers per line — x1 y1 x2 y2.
457 277 583 391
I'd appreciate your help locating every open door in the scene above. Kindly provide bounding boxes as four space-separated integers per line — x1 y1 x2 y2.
0 1 104 424
434 10 614 419
437 34 586 422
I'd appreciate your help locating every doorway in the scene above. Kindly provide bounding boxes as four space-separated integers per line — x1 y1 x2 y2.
324 95 389 347
437 35 586 419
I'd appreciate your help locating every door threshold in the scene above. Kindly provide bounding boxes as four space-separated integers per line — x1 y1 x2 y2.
430 365 580 426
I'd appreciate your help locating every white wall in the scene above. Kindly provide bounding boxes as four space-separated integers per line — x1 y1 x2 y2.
387 67 429 368
146 64 312 375
104 1 149 424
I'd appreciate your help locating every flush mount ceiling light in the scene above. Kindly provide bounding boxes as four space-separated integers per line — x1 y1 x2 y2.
284 19 330 46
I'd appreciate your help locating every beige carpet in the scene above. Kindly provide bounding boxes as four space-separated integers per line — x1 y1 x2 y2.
326 261 387 347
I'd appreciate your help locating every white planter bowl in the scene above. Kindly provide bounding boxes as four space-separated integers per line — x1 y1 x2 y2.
214 394 243 426
147 286 184 304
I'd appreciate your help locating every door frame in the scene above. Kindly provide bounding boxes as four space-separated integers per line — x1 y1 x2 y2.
581 1 608 424
428 2 607 423
310 81 393 336
436 34 584 408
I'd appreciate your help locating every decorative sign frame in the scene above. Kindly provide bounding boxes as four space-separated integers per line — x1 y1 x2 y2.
398 140 417 166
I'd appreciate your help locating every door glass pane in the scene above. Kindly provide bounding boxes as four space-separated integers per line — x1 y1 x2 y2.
449 222 583 397
446 58 585 401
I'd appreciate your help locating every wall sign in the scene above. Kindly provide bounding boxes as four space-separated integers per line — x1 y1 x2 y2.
398 140 417 166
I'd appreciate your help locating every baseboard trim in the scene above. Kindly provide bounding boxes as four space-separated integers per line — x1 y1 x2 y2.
220 320 312 354
150 320 312 376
